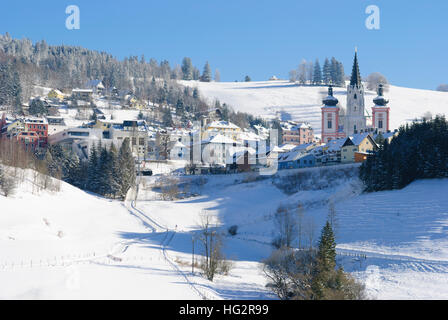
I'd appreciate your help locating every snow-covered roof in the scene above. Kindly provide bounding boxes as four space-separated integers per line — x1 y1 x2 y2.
278 143 315 162
278 144 297 152
281 121 313 131
239 131 264 142
72 88 93 93
349 132 371 146
86 80 104 89
207 121 240 130
203 134 240 145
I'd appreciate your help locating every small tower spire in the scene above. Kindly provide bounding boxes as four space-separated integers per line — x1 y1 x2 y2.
350 50 362 87
323 85 339 106
373 84 389 106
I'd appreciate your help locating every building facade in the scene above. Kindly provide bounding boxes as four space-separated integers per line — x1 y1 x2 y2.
321 50 391 143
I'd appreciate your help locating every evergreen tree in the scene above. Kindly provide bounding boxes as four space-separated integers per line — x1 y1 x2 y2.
201 62 212 82
360 116 448 192
322 58 331 85
162 107 173 127
317 221 336 272
192 67 201 81
29 99 48 116
181 57 193 80
108 143 121 198
118 138 136 199
312 59 322 85
87 142 100 193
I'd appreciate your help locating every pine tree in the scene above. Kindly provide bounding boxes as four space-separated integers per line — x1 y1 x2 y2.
181 57 193 80
118 138 136 199
201 62 212 82
312 59 322 85
322 58 331 85
87 143 100 193
108 143 121 198
317 221 336 272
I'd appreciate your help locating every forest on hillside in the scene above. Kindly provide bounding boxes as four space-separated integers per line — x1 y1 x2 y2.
0 33 265 129
360 116 448 192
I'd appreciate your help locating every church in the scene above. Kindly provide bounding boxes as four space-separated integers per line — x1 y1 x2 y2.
321 50 390 143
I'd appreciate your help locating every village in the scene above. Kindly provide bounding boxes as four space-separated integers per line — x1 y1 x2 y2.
0 51 398 177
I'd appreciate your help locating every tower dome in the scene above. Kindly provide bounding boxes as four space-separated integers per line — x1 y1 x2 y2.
322 85 339 107
373 84 389 106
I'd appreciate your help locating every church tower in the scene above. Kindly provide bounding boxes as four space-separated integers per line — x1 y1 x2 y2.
345 49 367 135
321 85 344 143
372 84 390 133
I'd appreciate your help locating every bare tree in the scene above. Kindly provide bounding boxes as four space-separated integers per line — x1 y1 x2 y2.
273 205 298 249
297 203 305 249
0 167 16 197
327 200 339 239
197 211 229 281
366 72 389 92
303 215 316 249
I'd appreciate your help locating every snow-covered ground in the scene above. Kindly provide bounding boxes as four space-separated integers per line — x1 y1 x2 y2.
1 166 448 299
180 80 448 134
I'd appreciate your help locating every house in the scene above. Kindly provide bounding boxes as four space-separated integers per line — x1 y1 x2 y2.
110 120 149 158
227 148 259 173
278 143 316 170
341 133 379 163
47 89 65 101
169 141 188 161
24 118 48 148
203 121 241 141
48 127 104 160
281 121 314 145
279 153 316 170
313 137 347 165
1 116 48 149
201 134 241 165
71 89 93 102
15 131 40 150
85 80 105 95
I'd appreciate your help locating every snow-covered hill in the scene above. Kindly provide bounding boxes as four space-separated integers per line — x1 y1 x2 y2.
0 169 271 300
138 168 448 299
2 166 448 299
180 80 448 134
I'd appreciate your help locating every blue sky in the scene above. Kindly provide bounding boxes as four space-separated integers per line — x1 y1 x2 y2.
0 0 447 90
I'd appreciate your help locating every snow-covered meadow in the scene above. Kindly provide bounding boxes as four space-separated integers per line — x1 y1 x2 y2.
2 165 448 299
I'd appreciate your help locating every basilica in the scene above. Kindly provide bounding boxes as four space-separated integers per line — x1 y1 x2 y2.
321 50 390 143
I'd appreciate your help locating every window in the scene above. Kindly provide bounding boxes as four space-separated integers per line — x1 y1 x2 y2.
378 120 383 129
328 121 332 129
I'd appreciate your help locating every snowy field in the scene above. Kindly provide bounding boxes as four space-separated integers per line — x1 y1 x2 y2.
180 80 448 134
1 166 448 299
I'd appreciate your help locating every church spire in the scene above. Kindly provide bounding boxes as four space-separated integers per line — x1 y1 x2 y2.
350 49 362 87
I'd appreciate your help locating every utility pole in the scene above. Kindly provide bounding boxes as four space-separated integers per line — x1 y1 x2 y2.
191 233 195 275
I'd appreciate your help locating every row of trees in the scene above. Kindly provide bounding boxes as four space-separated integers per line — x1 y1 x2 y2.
289 58 345 87
44 139 136 199
360 116 448 192
181 57 218 82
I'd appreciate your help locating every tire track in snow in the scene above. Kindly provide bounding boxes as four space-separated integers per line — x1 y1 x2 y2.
125 189 216 300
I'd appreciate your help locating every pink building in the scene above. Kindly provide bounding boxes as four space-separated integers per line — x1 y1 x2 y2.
281 121 314 145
